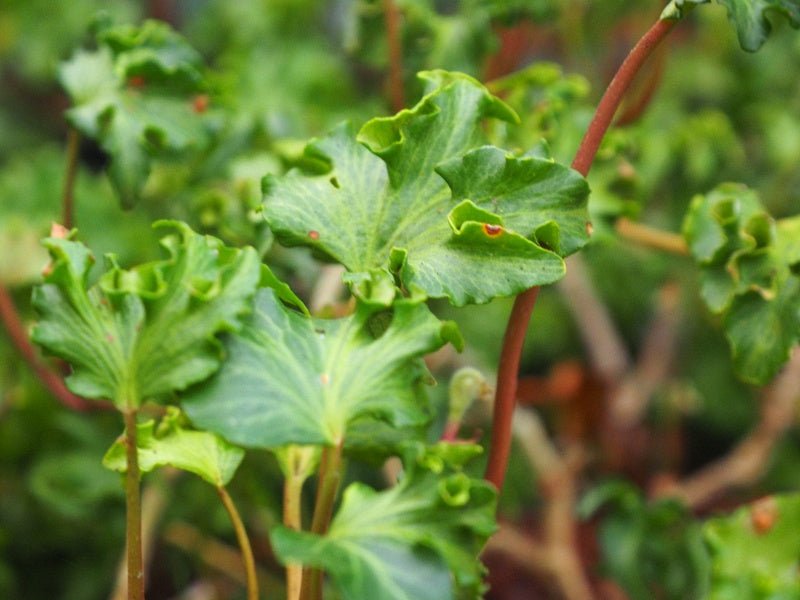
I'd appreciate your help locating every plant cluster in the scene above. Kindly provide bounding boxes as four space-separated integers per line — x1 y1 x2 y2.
1 1 800 599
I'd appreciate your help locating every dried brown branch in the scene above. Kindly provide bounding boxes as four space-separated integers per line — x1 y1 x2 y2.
485 409 594 600
615 217 689 256
558 255 631 385
662 349 800 509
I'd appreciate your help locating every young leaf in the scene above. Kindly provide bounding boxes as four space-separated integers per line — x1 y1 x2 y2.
270 443 497 600
663 0 800 51
704 494 800 598
182 287 458 448
683 183 800 384
103 407 244 487
59 21 210 208
31 221 260 409
263 70 590 306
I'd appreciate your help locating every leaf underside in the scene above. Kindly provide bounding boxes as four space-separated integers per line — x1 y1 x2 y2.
263 70 590 306
31 221 260 408
182 287 453 448
271 444 497 600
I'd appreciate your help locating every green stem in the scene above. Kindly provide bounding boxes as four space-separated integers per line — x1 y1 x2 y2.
217 485 259 600
61 128 80 230
301 441 344 600
123 409 144 600
284 471 305 600
484 16 677 492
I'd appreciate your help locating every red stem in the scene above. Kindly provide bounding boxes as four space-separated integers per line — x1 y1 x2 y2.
0 285 93 411
383 0 405 112
484 17 677 492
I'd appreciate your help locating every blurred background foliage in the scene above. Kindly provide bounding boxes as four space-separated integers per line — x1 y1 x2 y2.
1 0 799 598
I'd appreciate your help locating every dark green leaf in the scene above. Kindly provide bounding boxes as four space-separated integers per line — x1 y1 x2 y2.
271 444 497 600
263 70 590 306
31 221 260 409
663 0 800 51
59 21 210 208
683 183 800 384
182 287 456 448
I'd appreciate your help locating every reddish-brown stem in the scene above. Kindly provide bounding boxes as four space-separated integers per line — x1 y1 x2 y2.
484 17 677 492
485 286 540 489
572 18 676 177
124 409 144 600
615 44 667 127
61 128 80 230
383 0 405 112
0 285 93 411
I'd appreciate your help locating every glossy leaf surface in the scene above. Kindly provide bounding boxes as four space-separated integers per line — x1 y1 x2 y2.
183 287 456 448
31 222 260 408
683 183 800 384
264 70 590 306
103 407 244 486
271 443 497 600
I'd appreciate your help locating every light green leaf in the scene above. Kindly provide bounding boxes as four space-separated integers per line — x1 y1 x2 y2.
182 287 456 448
263 70 590 306
663 0 800 51
59 20 210 208
103 407 244 486
271 444 497 600
704 494 800 598
683 184 800 384
31 221 260 409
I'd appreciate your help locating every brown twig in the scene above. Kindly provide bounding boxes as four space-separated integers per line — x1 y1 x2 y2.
0 285 94 411
485 409 593 600
61 128 80 230
615 217 689 256
662 349 800 509
485 16 677 492
383 0 405 112
557 255 631 385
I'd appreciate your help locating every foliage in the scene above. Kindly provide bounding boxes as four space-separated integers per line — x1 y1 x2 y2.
1 1 800 599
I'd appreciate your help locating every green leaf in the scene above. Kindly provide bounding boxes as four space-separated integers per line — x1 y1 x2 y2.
704 494 800 598
263 70 590 306
580 481 710 600
31 221 260 409
182 287 456 448
59 20 210 208
683 183 800 384
103 407 244 486
663 0 800 51
271 444 497 600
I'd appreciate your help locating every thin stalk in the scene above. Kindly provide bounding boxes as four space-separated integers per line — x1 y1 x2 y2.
0 285 92 411
301 442 345 600
383 0 405 112
217 485 259 600
61 128 80 230
484 17 678 492
615 217 688 255
123 409 144 600
284 469 305 600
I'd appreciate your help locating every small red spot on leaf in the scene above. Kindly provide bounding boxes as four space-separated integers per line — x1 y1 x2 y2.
192 94 209 113
586 222 594 236
105 333 115 343
128 75 146 88
483 223 503 237
308 230 320 240
320 373 330 385
751 496 778 534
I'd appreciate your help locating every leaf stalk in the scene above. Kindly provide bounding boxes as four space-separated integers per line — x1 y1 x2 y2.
217 485 259 600
123 409 145 600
